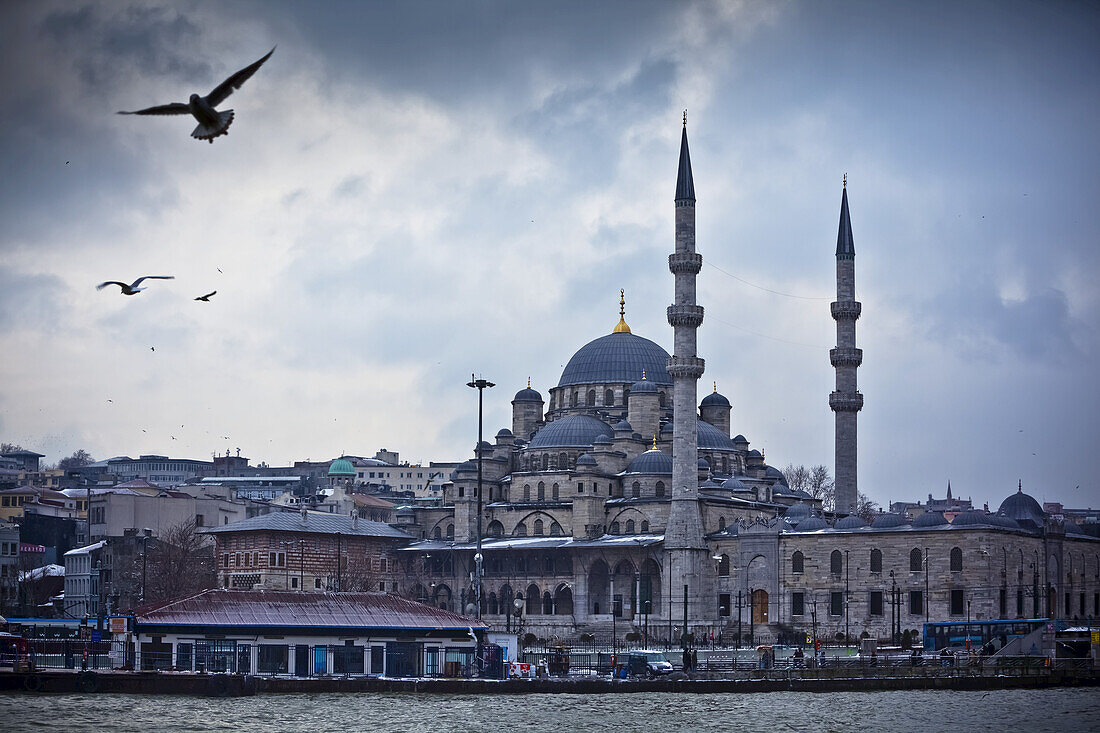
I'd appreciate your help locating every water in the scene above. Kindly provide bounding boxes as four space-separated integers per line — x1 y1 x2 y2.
2 688 1097 732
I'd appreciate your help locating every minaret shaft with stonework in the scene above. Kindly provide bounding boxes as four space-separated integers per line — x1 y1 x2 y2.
665 117 709 633
830 178 863 515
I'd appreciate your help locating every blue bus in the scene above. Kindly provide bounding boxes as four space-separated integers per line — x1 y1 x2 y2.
923 618 1048 652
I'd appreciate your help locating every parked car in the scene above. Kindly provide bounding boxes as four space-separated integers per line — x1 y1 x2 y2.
627 650 674 678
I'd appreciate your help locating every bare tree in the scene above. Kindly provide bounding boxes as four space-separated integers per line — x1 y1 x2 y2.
1 442 24 454
782 463 835 511
58 449 94 470
855 492 880 522
339 557 383 592
144 519 217 603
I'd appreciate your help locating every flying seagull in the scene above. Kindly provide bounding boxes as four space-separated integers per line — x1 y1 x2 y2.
118 47 275 143
96 275 174 295
195 291 217 302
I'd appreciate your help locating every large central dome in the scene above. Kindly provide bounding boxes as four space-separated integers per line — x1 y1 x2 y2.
557 332 672 387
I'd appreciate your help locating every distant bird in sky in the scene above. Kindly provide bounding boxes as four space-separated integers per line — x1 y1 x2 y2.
195 291 217 302
118 47 275 143
151 347 155 352
96 275 174 295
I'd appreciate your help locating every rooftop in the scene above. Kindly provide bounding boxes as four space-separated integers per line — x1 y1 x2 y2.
200 512 411 539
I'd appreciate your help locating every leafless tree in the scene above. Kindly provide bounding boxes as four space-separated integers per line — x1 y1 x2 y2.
782 463 835 510
855 492 880 522
339 558 383 592
781 464 810 494
144 519 217 603
0 442 24 454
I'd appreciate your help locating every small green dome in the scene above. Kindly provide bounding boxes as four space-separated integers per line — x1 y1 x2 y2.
328 458 355 476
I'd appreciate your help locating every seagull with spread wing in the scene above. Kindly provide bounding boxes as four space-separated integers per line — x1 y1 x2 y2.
118 47 275 143
96 275 175 295
194 291 217 302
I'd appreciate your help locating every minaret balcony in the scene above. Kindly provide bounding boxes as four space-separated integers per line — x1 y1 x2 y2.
831 301 862 320
829 391 864 412
668 252 703 275
667 304 705 328
667 355 705 379
830 347 863 368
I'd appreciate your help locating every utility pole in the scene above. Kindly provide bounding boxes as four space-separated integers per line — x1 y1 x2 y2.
467 375 494 621
737 589 742 649
924 547 930 625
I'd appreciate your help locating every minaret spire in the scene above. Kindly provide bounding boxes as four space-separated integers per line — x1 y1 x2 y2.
830 176 863 515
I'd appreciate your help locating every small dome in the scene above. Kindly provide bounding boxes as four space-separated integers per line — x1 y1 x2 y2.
1063 520 1086 536
912 511 948 527
613 419 633 432
496 428 513 438
871 513 909 528
747 449 762 458
513 386 543 402
951 511 996 527
998 485 1046 527
660 422 674 433
701 390 731 408
764 465 788 486
593 435 612 445
697 458 710 469
772 483 793 496
732 434 748 444
475 440 494 452
630 378 659 394
699 478 724 490
327 458 355 477
795 516 829 531
988 513 1021 529
784 501 811 520
576 453 598 467
528 415 614 449
836 515 868 529
626 449 673 475
722 476 749 492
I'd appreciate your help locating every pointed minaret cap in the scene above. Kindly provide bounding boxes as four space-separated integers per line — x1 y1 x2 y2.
836 174 855 257
675 111 696 204
613 289 632 333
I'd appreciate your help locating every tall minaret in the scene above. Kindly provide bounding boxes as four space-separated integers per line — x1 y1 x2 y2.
666 114 708 630
830 175 863 515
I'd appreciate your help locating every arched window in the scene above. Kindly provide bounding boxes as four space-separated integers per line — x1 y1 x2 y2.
523 484 531 501
632 481 641 498
950 547 963 572
534 519 544 535
658 392 666 408
487 593 498 615
610 521 621 535
718 516 726 530
604 389 614 406
526 585 540 615
655 481 665 498
722 456 729 474
433 526 442 539
718 554 730 576
586 389 596 406
446 524 454 539
487 520 504 537
552 483 559 500
514 522 528 536
537 482 545 501
641 520 649 532
550 522 562 536
830 550 843 575
542 591 554 615
792 551 804 574
559 452 568 469
623 388 630 404
870 548 882 574
542 455 549 471
626 519 635 534
910 548 923 572
571 391 578 407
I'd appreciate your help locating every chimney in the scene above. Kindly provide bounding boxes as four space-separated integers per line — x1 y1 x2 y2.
300 505 308 525
352 510 359 530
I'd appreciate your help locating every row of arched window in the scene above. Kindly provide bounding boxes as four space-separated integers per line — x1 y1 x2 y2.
522 482 561 501
789 547 967 575
510 519 564 537
550 387 670 410
628 480 666 498
608 519 650 535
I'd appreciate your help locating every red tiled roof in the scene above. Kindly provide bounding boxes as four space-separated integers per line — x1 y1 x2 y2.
136 589 487 631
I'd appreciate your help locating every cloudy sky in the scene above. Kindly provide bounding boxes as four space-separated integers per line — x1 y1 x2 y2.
1 0 1097 511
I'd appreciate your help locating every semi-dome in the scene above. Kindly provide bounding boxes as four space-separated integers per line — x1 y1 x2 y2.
722 476 749 492
529 415 614 449
626 449 673 475
327 458 355 477
513 386 543 402
795 516 828 531
913 511 948 527
701 389 730 408
698 420 736 450
557 332 672 387
836 515 868 529
998 484 1046 527
871 513 908 528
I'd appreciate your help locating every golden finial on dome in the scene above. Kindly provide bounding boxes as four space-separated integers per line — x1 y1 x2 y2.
642 369 646 380
613 289 632 333
713 381 717 393
527 376 531 388
652 434 658 450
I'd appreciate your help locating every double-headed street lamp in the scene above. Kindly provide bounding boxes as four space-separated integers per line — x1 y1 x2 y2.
467 375 494 621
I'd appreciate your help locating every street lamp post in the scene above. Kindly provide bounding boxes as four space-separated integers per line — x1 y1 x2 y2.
890 570 898 644
924 547 930 625
844 549 850 645
966 599 972 651
737 589 742 650
811 596 818 666
140 527 153 603
467 375 494 621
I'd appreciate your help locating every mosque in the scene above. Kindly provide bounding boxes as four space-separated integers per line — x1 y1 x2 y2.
393 122 1100 645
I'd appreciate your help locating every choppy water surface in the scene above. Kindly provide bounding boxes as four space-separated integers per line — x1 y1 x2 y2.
2 688 1097 732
